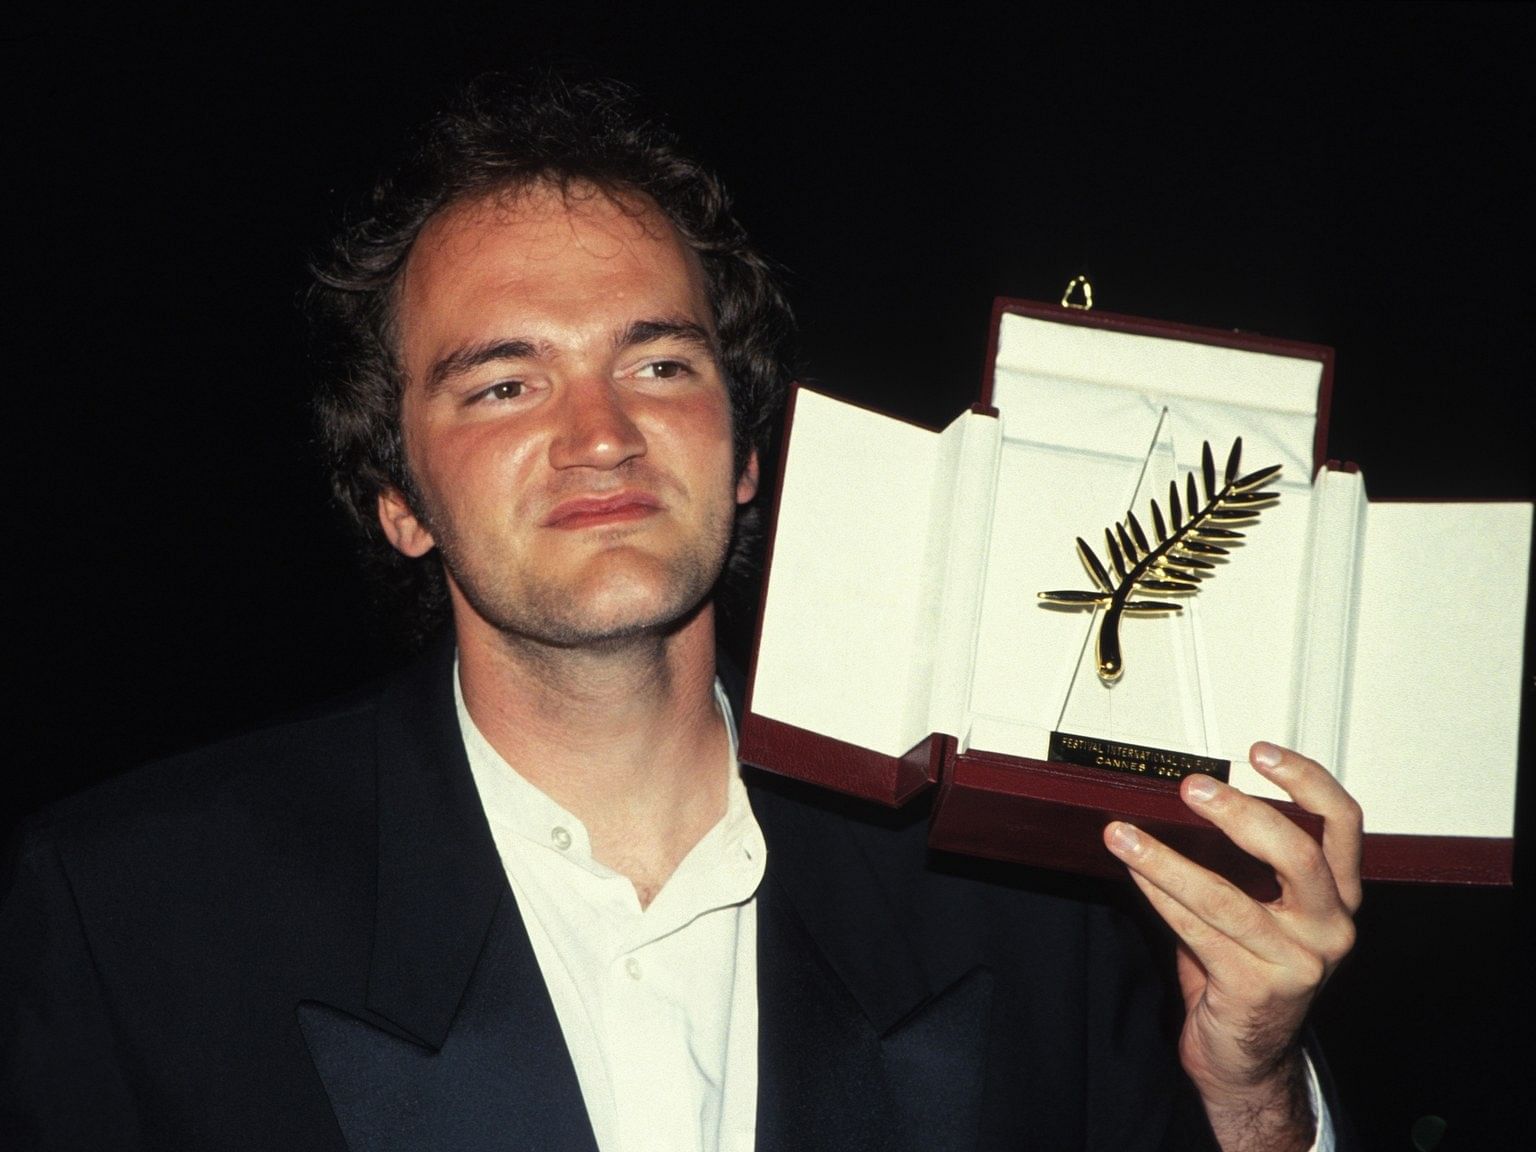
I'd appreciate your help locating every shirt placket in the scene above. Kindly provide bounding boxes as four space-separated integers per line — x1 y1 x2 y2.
604 910 701 1152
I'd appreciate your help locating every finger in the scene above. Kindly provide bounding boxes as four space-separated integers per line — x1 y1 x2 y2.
1105 821 1299 970
1248 742 1364 912
1120 853 1254 989
1119 866 1318 1020
1178 772 1345 920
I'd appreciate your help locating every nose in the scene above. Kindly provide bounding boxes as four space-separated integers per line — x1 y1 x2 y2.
548 378 648 471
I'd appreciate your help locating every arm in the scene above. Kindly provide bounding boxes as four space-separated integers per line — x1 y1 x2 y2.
1103 741 1362 1152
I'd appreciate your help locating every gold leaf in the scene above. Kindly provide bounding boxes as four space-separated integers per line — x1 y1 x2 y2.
1140 579 1200 593
1106 528 1127 579
1233 464 1283 493
1163 554 1216 570
1039 590 1112 603
1180 540 1229 556
1128 510 1151 553
1077 537 1113 593
1224 490 1279 505
1117 522 1140 563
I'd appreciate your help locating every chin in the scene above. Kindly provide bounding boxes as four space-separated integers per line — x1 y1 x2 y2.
451 554 722 651
562 577 712 643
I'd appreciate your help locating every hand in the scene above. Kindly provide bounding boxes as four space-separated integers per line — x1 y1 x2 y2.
1103 741 1362 1152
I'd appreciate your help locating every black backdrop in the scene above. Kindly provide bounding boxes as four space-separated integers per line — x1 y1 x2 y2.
8 4 1534 1147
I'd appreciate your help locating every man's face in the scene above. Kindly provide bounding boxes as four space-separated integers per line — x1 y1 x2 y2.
379 183 756 649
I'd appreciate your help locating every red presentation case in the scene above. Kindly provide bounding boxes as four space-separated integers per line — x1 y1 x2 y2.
742 298 1529 894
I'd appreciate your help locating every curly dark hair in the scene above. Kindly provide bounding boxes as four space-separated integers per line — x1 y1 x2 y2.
308 74 795 641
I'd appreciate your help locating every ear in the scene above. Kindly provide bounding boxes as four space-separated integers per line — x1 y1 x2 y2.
377 487 437 558
735 448 760 505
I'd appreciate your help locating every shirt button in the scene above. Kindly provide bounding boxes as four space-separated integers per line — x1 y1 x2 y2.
550 826 572 851
624 956 642 981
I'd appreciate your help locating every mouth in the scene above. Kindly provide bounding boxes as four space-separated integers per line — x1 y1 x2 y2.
542 491 664 530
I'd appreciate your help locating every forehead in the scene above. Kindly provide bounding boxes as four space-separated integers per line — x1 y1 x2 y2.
396 182 712 367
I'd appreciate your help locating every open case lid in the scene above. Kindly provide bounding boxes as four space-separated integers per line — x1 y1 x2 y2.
742 297 1528 888
981 297 1334 480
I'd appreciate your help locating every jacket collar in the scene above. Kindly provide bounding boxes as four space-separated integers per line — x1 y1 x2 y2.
366 636 506 1049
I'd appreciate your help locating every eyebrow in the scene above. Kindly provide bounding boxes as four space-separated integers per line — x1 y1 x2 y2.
423 338 539 395
422 317 718 396
614 317 717 356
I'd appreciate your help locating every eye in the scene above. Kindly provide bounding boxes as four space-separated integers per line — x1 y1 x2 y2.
473 380 525 403
638 360 689 380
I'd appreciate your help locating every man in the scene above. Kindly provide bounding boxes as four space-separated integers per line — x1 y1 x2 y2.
2 77 1360 1151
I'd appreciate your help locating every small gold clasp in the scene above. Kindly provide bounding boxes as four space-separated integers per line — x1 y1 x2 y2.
1060 274 1094 311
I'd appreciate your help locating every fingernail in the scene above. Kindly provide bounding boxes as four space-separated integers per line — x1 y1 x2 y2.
1109 823 1143 856
1185 774 1220 803
1251 741 1284 771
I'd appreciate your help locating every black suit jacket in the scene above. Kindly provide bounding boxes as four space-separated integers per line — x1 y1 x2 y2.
3 643 1225 1150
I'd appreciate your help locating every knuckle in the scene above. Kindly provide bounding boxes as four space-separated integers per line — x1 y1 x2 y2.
1296 952 1327 989
1207 883 1257 931
1325 918 1357 963
1341 796 1365 833
1290 836 1327 877
1272 942 1327 992
1345 882 1364 916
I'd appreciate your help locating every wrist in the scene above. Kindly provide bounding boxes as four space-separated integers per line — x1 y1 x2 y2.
1195 1049 1314 1152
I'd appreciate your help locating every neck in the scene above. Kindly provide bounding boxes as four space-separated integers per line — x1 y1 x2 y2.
456 600 730 906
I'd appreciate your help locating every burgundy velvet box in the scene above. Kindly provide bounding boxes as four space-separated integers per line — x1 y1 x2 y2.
741 298 1530 894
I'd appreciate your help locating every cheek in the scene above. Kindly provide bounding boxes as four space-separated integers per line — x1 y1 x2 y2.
414 421 543 523
669 394 736 472
672 420 737 502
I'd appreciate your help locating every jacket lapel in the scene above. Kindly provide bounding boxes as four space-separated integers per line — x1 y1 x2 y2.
748 772 993 1152
365 640 503 1047
299 641 596 1152
299 892 597 1152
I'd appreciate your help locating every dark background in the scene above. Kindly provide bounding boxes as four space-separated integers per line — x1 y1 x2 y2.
8 4 1533 1147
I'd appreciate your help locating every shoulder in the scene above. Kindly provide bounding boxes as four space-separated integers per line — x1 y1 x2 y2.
20 687 379 861
0 670 429 1029
18 635 463 855
3 656 439 938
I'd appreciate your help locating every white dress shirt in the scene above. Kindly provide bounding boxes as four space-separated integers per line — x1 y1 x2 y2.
456 668 1331 1152
458 674 764 1152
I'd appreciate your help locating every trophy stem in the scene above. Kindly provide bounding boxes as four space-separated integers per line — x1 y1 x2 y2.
1097 603 1125 682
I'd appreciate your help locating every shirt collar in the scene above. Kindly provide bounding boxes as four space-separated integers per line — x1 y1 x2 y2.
454 661 766 913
